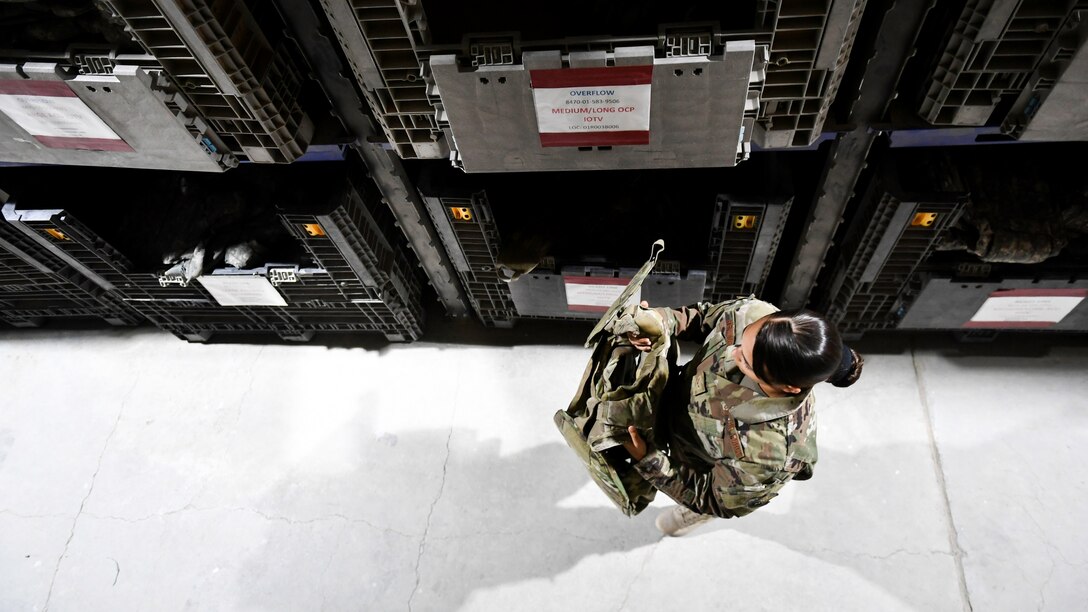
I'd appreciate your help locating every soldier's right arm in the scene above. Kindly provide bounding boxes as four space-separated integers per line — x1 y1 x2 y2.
656 300 743 344
633 449 777 519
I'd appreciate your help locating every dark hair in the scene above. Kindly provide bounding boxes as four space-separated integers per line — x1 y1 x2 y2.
751 309 863 391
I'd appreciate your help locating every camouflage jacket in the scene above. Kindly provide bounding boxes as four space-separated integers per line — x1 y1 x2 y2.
632 298 819 518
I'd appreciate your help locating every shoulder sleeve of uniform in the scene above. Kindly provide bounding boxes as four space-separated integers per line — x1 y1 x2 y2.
734 298 780 330
659 298 771 344
632 450 707 511
633 449 671 482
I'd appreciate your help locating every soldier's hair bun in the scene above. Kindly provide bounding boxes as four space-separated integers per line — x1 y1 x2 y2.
828 346 864 388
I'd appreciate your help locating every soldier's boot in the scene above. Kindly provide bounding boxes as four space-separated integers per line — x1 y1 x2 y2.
655 505 715 537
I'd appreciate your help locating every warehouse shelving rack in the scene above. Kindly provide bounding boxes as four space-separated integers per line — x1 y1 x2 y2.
0 165 424 342
420 191 516 327
314 0 868 169
704 195 793 303
0 204 141 329
918 0 1088 137
821 171 969 338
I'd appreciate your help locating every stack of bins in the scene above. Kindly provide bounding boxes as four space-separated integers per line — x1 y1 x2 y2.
101 0 314 163
316 0 448 159
276 170 425 341
0 2 241 171
2 206 233 341
917 0 1084 129
820 154 969 339
1 165 424 343
318 0 868 167
895 144 1088 336
0 204 142 328
419 178 715 327
1001 2 1088 140
0 53 240 172
757 0 869 147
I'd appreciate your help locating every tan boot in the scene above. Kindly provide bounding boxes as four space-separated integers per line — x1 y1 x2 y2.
655 505 715 537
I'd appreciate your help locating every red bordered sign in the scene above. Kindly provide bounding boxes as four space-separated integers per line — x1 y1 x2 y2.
530 65 652 148
564 276 637 313
0 80 133 152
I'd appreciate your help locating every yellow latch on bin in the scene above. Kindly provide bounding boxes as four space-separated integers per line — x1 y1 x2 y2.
43 228 69 241
911 212 938 227
450 207 473 222
733 215 758 230
301 223 326 237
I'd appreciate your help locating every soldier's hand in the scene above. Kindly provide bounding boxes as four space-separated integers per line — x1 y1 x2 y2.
626 332 652 352
624 301 654 352
623 426 648 461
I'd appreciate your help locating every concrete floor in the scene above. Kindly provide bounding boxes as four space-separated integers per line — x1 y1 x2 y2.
1 323 1086 611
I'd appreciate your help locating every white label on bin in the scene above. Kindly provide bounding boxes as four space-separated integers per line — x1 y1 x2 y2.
564 276 639 313
530 66 651 147
964 289 1086 328
198 275 288 307
0 80 133 152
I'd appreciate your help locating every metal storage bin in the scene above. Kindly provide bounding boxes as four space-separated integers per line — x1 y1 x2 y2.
317 0 867 170
820 143 1088 339
278 176 425 341
0 51 238 171
895 144 1088 335
506 262 706 323
0 204 141 328
0 164 424 342
120 274 421 343
423 187 710 325
704 195 793 302
898 277 1088 334
420 181 779 327
421 191 516 327
756 0 868 148
413 146 816 327
820 156 969 338
1001 3 1088 141
101 0 314 163
316 0 448 160
427 42 764 172
918 0 1088 138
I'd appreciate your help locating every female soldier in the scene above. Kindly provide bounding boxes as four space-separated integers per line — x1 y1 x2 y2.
620 298 863 536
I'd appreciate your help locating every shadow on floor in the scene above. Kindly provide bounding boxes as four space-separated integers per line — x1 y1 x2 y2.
232 424 970 611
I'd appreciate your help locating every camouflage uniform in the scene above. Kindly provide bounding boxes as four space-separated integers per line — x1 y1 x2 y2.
633 297 819 519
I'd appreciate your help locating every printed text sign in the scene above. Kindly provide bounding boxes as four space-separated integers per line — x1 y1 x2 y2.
965 288 1086 328
0 80 133 152
198 275 288 307
530 66 651 147
564 276 640 313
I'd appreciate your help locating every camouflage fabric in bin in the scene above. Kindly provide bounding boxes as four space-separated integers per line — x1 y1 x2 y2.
554 240 670 516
